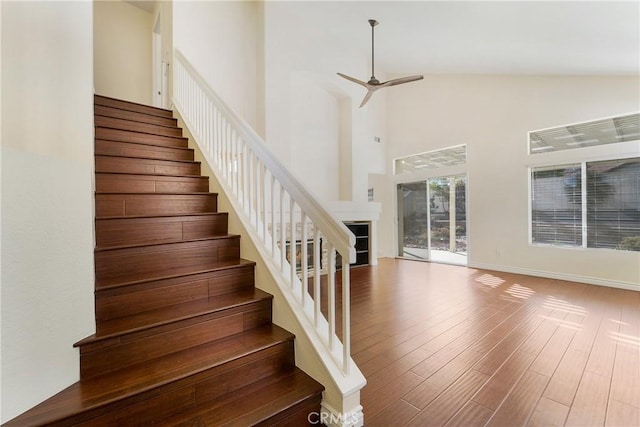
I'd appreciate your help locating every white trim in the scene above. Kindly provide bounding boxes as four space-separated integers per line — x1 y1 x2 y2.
525 140 639 169
468 262 640 292
319 402 364 427
393 164 467 183
528 157 639 251
528 111 639 135
527 112 639 155
580 161 587 248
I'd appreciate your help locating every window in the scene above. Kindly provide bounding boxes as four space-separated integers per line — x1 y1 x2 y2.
394 145 466 174
586 158 640 250
529 113 639 251
531 158 640 251
531 164 582 247
529 113 639 154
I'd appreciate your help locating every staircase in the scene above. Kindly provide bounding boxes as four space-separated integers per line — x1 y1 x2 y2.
4 95 323 426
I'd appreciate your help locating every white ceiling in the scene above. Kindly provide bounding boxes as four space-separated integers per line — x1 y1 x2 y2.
124 0 155 14
124 1 639 75
286 1 640 75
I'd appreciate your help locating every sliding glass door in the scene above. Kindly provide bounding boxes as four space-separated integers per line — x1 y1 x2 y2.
398 175 467 265
398 181 429 259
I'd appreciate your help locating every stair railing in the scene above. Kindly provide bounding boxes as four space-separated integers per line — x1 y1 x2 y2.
173 50 356 376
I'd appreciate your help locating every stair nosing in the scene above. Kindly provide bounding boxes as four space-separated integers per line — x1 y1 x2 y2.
95 212 226 221
77 289 274 346
95 191 216 196
95 105 178 124
95 259 257 291
95 234 240 252
95 171 208 179
96 125 188 142
95 153 201 165
95 113 181 132
95 94 174 117
95 138 193 152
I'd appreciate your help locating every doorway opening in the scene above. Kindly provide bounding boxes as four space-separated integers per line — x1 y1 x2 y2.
152 10 167 108
397 175 467 265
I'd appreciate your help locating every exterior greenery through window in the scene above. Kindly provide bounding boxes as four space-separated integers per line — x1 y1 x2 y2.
531 158 640 251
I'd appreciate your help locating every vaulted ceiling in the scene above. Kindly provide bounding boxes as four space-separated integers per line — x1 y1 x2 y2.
125 0 639 75
275 1 640 75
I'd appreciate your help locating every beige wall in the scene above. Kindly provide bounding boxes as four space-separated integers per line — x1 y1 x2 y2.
173 1 260 132
380 74 640 288
1 1 95 422
263 2 387 204
94 0 152 105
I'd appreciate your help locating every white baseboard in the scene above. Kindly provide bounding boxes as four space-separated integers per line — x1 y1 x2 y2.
318 402 364 427
468 262 639 292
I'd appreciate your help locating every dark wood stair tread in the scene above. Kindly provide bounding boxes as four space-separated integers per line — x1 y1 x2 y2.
95 191 212 195
95 234 237 252
95 212 225 221
96 171 206 178
95 114 182 132
3 325 294 426
96 258 256 291
164 367 324 426
95 173 210 194
82 288 273 341
95 94 174 118
95 104 178 127
95 212 229 248
96 154 200 165
95 125 188 141
96 138 193 152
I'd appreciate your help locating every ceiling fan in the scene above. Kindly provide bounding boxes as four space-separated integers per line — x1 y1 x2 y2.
338 19 424 108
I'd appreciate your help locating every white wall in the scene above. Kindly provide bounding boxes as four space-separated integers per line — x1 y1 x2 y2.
173 0 260 133
94 0 152 105
290 74 341 201
382 74 640 288
173 1 385 205
1 1 95 422
263 2 387 204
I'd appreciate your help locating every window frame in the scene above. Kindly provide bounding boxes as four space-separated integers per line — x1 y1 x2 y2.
527 113 639 252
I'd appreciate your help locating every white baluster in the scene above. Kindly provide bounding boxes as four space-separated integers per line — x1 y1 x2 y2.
271 175 276 257
313 229 321 328
289 198 296 288
262 164 268 243
328 243 335 351
301 212 308 304
254 157 260 231
342 259 350 374
280 186 285 271
242 144 248 211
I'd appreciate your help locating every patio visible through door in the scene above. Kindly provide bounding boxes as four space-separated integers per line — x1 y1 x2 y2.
397 175 467 265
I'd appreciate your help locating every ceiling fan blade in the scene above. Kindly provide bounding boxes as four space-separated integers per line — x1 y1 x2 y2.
337 73 369 88
359 89 376 108
380 75 424 88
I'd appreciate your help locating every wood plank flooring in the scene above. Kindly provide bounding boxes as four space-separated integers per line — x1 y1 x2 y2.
349 258 639 426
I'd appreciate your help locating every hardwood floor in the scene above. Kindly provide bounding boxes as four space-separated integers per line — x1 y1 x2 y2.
349 258 639 426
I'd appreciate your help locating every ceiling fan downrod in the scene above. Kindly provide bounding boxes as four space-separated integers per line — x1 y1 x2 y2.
369 19 379 84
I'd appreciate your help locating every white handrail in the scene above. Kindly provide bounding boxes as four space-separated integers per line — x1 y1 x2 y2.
173 49 356 375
